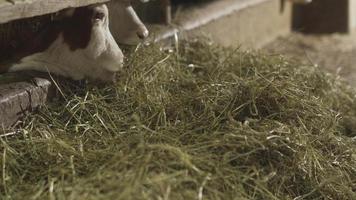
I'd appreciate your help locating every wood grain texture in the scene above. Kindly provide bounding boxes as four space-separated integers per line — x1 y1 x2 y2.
0 0 110 24
0 75 52 128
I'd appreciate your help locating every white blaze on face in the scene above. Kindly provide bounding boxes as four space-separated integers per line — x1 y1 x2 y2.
108 0 149 45
9 4 124 82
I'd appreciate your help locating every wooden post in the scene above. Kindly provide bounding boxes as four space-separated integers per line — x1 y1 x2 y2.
161 0 171 24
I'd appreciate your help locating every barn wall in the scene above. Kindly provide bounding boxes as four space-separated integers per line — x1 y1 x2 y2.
292 0 349 33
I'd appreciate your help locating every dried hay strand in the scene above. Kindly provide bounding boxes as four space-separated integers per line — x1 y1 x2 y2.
0 40 355 200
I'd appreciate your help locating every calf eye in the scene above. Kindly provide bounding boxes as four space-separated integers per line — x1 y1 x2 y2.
93 12 105 21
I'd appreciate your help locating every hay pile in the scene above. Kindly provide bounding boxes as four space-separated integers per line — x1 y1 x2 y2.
1 40 356 199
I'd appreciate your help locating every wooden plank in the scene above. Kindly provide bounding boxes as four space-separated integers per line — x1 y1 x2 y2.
0 74 52 128
0 0 110 24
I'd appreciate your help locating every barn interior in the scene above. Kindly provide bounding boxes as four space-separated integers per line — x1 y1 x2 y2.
2 0 356 126
0 0 356 199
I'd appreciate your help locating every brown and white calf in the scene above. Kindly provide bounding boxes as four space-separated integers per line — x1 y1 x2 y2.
5 2 148 82
6 4 122 82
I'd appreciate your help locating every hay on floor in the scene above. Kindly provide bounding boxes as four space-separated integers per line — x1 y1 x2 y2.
1 40 356 200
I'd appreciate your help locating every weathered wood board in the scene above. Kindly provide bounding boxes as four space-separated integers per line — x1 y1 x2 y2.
0 0 110 24
0 73 52 128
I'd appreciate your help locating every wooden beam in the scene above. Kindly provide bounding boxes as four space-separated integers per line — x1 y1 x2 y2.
0 0 110 24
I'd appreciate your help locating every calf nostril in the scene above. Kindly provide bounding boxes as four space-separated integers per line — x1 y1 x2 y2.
94 12 105 21
137 29 149 39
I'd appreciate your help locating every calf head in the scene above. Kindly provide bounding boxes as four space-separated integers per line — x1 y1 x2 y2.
108 0 149 44
9 4 123 82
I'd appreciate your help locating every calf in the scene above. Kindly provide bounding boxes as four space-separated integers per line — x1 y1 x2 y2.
7 4 124 82
108 0 149 45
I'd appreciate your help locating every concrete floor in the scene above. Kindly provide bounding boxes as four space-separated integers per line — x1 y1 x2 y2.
264 32 356 87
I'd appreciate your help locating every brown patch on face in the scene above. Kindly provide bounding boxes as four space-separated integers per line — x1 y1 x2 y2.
62 6 94 51
15 6 98 58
